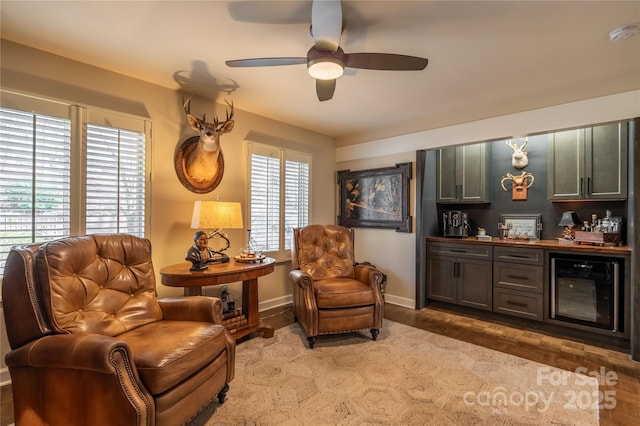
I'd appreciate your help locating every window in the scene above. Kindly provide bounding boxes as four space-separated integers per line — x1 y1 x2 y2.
85 124 146 235
247 142 311 260
0 91 150 276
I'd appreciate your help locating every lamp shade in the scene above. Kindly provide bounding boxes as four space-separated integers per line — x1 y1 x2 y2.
557 211 581 227
191 201 243 229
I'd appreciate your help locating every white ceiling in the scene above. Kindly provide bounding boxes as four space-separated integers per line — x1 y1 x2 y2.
1 1 639 145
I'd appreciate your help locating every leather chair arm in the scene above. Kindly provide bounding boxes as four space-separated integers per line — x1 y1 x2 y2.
354 264 385 289
6 334 155 425
6 334 133 373
158 296 224 324
289 269 314 290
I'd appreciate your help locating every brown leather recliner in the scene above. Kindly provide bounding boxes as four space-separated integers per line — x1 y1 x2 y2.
2 234 235 426
289 225 385 348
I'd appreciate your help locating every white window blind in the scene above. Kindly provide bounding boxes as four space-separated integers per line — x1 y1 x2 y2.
0 91 150 277
248 142 310 260
284 154 310 251
85 125 146 235
0 105 72 274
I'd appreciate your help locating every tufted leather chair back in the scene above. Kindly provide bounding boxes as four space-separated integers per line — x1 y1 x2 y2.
291 224 355 280
3 234 162 348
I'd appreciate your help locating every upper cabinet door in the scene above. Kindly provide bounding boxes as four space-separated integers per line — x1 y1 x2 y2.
437 143 489 203
586 122 628 199
548 121 628 201
547 129 585 200
458 143 488 203
436 147 458 203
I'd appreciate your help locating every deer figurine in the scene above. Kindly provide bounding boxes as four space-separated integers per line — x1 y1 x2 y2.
506 138 528 169
176 98 235 192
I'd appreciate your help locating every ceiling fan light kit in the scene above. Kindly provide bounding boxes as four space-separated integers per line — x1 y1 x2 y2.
308 59 344 80
225 0 428 101
307 46 345 80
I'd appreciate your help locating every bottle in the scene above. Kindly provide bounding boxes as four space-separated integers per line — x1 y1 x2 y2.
247 229 262 258
221 285 229 312
591 214 598 232
602 210 612 233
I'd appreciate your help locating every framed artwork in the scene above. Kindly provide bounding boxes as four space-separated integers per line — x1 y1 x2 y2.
337 162 412 232
500 213 542 240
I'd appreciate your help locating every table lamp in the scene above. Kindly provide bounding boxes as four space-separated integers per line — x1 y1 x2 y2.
557 211 581 243
190 201 243 267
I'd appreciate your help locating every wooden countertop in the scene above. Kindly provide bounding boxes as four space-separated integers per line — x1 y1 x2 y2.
426 236 632 255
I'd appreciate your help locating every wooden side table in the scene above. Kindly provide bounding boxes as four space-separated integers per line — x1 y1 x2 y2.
159 258 276 340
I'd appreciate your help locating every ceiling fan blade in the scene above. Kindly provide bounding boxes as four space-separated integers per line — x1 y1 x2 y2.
226 57 307 67
316 79 336 101
311 0 342 51
344 53 428 71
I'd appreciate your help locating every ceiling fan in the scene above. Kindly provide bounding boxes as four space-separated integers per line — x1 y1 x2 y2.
225 0 429 101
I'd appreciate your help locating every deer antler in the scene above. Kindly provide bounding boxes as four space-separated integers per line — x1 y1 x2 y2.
214 100 234 126
500 173 514 191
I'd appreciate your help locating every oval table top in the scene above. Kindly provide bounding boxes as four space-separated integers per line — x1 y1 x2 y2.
160 257 276 288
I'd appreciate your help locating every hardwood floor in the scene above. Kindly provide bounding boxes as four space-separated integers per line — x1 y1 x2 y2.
2 303 638 425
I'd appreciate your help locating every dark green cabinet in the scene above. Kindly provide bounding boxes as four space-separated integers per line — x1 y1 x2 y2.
436 143 489 203
548 121 628 200
427 242 492 310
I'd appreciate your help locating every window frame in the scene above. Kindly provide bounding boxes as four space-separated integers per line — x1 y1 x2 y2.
246 140 311 262
0 90 151 277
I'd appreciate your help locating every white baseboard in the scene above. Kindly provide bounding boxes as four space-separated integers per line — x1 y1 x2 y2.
384 294 415 309
259 294 293 312
1 366 10 386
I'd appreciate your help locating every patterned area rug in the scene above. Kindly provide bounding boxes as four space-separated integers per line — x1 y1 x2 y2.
188 320 599 425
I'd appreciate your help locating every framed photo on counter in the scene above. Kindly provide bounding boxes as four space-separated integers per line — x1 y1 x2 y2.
500 213 542 240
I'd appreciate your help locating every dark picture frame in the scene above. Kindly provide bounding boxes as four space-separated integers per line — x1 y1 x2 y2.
337 162 412 232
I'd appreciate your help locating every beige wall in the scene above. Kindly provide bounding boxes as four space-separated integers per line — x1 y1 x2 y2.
0 41 336 382
336 152 417 307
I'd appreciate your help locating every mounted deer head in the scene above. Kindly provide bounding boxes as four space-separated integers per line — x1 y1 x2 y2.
174 98 235 193
184 98 235 152
506 138 528 169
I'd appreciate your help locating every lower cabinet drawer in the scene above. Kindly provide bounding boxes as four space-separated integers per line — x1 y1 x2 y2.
493 288 543 321
493 262 543 293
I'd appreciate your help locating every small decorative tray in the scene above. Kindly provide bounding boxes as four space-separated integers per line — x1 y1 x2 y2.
234 255 266 263
574 231 621 246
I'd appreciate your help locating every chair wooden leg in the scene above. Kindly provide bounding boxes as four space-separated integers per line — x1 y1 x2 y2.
217 384 229 404
371 328 379 341
307 336 317 349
